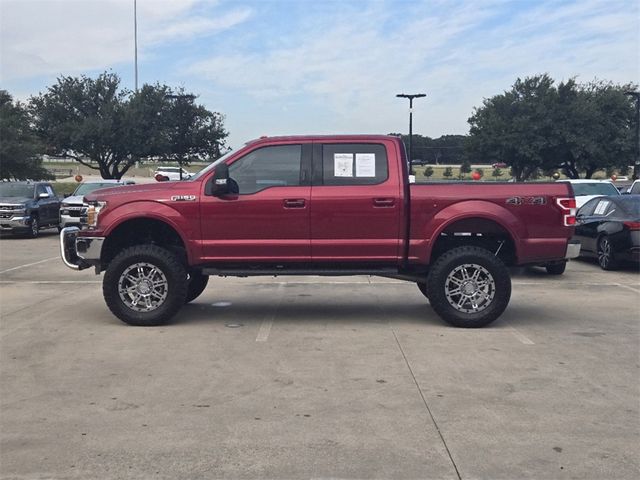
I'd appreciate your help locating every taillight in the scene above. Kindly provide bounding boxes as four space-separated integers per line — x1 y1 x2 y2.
556 197 577 227
623 221 640 230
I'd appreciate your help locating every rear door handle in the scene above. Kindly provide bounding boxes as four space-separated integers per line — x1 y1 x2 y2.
373 198 395 207
284 199 306 209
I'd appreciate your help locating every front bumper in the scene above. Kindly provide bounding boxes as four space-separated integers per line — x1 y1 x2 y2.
0 215 32 231
565 239 581 259
60 227 105 271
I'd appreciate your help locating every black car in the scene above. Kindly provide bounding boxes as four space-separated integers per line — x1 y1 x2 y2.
574 195 640 270
0 181 61 238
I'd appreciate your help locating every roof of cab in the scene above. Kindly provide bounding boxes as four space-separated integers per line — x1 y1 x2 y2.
244 134 400 146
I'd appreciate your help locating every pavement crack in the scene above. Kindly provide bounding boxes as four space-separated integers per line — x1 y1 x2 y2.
391 329 462 480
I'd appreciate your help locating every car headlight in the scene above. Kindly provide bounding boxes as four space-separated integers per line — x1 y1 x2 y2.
85 201 107 228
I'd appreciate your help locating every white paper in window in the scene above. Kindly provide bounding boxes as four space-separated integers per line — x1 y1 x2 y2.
334 153 353 177
594 200 609 215
355 153 376 177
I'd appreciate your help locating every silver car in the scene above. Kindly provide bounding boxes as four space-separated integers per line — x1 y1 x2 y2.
59 180 134 229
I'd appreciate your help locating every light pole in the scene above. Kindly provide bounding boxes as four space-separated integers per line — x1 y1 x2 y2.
166 94 197 180
396 93 426 175
625 91 640 180
134 0 138 91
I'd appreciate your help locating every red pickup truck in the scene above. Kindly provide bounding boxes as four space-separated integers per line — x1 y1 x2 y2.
60 135 579 328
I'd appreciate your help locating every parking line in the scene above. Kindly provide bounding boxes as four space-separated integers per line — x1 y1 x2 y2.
0 256 59 275
616 283 640 294
499 321 535 345
256 283 284 342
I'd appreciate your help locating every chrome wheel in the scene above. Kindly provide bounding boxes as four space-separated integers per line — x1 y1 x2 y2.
597 237 611 269
444 263 495 314
118 262 169 312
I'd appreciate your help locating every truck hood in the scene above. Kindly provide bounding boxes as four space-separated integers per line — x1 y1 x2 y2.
61 195 83 205
0 196 32 205
84 182 183 202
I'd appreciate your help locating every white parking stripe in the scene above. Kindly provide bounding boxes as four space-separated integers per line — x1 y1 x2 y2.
0 256 59 275
256 284 284 342
507 326 535 345
616 283 640 294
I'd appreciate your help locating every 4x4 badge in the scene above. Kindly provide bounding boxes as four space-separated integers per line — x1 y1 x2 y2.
170 195 197 202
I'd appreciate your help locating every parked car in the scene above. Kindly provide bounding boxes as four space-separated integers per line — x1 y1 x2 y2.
626 179 640 195
0 181 60 238
573 195 640 270
61 134 578 329
491 162 507 169
558 179 620 208
153 166 193 181
60 180 135 229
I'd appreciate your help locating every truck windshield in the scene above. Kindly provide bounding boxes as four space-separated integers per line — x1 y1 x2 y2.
0 183 35 198
73 183 119 196
571 183 619 196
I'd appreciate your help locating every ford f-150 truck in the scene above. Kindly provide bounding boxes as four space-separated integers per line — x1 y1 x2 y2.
60 135 579 328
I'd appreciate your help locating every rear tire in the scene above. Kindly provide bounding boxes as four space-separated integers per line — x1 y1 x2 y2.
545 261 566 275
185 270 209 303
103 245 187 326
426 246 511 328
597 236 618 271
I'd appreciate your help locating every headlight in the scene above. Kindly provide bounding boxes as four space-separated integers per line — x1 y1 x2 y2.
85 201 107 228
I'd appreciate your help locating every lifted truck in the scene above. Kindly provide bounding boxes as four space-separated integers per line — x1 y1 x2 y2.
61 135 579 328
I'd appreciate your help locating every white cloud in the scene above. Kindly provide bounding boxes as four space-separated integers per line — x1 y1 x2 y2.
0 0 251 81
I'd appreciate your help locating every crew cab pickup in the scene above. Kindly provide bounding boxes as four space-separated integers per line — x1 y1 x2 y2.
60 135 579 328
1 181 61 238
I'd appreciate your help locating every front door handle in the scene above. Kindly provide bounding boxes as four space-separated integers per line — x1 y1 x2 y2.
284 199 306 209
373 198 395 207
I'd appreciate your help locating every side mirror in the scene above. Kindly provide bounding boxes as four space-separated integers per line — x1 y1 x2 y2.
38 192 50 199
206 162 230 196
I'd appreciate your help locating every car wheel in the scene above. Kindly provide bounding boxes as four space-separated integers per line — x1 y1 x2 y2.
185 270 209 303
597 236 618 271
426 246 511 328
28 217 39 238
103 245 187 326
416 281 429 299
545 261 566 275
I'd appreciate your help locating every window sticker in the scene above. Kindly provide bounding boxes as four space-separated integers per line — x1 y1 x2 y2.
334 153 353 177
594 200 609 215
355 153 376 177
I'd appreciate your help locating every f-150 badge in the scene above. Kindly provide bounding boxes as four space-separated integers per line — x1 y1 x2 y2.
171 195 197 202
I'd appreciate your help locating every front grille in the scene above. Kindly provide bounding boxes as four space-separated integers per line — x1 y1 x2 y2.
0 213 11 219
0 205 22 211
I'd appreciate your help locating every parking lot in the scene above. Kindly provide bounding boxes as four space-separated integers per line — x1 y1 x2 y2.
1 231 638 479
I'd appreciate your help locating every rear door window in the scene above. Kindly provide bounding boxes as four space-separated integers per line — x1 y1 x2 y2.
320 143 388 186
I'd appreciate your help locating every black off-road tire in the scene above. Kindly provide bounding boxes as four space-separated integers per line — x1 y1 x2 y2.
545 261 566 275
416 281 429 299
185 270 209 303
426 246 511 328
103 245 188 326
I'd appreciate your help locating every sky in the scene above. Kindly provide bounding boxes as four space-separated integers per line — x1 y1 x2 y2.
1 0 638 150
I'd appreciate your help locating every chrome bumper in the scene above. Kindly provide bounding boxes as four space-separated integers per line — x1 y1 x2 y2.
60 227 104 271
0 216 31 230
565 239 581 259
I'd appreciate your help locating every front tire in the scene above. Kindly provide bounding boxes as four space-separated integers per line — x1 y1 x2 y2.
426 246 511 328
416 281 429 299
103 245 187 326
28 217 39 238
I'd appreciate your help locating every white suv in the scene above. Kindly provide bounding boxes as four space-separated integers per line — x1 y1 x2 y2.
153 166 193 181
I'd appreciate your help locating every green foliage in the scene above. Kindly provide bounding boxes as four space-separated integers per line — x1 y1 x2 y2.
423 166 434 178
391 133 466 165
30 72 228 179
443 166 453 178
475 168 484 177
459 159 471 178
467 74 636 181
0 90 53 180
492 167 502 178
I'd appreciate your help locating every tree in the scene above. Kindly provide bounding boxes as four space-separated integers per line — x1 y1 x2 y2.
423 166 434 179
30 73 228 179
0 90 52 180
492 167 502 179
467 74 636 181
459 159 472 178
443 166 453 179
